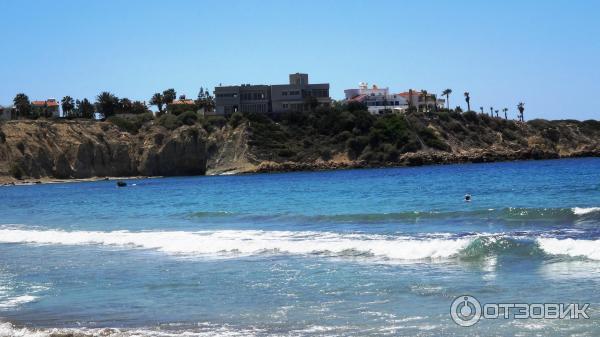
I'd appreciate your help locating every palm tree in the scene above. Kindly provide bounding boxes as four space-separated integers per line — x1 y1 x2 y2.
479 106 484 114
61 96 75 118
162 88 176 105
517 102 525 122
13 93 31 118
150 93 164 114
502 108 508 120
490 107 494 117
95 91 118 118
408 89 415 112
420 90 428 112
495 109 499 118
442 89 452 110
464 92 471 112
78 98 95 119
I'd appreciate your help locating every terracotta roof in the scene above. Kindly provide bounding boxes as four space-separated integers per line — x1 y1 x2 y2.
32 100 59 107
348 94 367 102
170 99 195 105
397 91 434 98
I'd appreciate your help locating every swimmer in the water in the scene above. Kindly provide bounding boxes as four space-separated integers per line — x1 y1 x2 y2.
464 194 472 202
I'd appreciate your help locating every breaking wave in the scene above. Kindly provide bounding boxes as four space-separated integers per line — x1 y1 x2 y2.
2 227 600 262
536 238 600 260
0 228 470 261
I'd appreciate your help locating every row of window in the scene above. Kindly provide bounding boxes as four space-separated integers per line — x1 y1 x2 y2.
282 103 305 111
241 103 268 113
216 93 237 98
218 89 330 100
366 101 405 107
240 92 266 100
281 90 301 96
310 89 329 98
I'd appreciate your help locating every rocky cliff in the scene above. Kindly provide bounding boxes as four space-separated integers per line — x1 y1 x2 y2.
0 120 207 182
0 112 599 183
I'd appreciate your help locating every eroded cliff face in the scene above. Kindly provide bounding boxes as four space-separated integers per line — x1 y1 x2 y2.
0 120 207 180
0 116 598 183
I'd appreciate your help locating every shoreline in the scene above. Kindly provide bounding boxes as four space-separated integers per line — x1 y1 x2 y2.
0 175 163 187
2 151 598 186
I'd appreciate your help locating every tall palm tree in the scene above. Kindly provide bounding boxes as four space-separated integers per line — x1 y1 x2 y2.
495 109 499 118
464 92 471 112
420 90 428 112
13 93 31 118
407 89 414 111
490 107 494 117
61 96 75 118
150 93 164 114
480 106 484 114
502 108 508 120
517 102 525 122
442 89 452 110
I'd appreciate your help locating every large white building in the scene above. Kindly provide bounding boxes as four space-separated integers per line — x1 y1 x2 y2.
344 82 408 115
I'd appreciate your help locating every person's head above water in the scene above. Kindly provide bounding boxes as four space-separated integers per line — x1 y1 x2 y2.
464 194 472 201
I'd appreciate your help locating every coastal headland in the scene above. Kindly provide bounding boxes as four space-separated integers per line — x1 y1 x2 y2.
1 109 598 184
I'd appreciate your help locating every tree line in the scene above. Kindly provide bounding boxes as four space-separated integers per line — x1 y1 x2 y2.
444 89 525 121
9 87 215 119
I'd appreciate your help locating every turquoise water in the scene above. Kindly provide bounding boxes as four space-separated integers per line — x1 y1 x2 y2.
1 158 599 336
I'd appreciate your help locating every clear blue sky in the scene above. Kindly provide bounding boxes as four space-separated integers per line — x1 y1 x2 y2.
1 0 599 120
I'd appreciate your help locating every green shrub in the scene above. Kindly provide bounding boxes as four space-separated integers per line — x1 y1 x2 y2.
157 114 182 130
418 127 450 151
346 136 369 159
437 111 450 122
177 111 198 126
107 113 154 133
398 139 422 153
463 111 479 124
229 111 244 128
206 116 227 129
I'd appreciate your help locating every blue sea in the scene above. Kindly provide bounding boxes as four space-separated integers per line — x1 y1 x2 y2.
1 158 599 336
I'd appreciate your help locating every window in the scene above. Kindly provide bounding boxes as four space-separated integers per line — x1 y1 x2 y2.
283 103 289 109
282 91 288 96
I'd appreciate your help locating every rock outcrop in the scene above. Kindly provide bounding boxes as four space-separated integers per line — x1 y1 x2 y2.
0 115 598 183
0 120 207 181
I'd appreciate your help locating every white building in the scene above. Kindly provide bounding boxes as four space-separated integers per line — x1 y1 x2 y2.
344 82 408 115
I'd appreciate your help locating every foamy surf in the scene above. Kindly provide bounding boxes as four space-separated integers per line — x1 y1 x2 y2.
572 207 600 216
0 322 263 337
537 238 600 260
3 228 600 261
0 228 471 261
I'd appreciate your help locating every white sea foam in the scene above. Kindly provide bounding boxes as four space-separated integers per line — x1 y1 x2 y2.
0 295 38 309
572 207 600 215
0 322 262 337
0 228 471 261
537 238 600 260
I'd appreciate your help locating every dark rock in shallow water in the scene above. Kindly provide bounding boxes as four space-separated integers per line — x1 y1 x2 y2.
116 181 127 187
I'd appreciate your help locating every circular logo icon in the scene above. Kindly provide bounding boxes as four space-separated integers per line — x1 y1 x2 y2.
450 295 482 327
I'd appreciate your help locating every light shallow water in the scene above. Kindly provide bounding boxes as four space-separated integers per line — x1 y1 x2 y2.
0 158 599 336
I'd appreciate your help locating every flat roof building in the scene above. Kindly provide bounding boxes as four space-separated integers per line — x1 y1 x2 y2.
213 73 331 116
